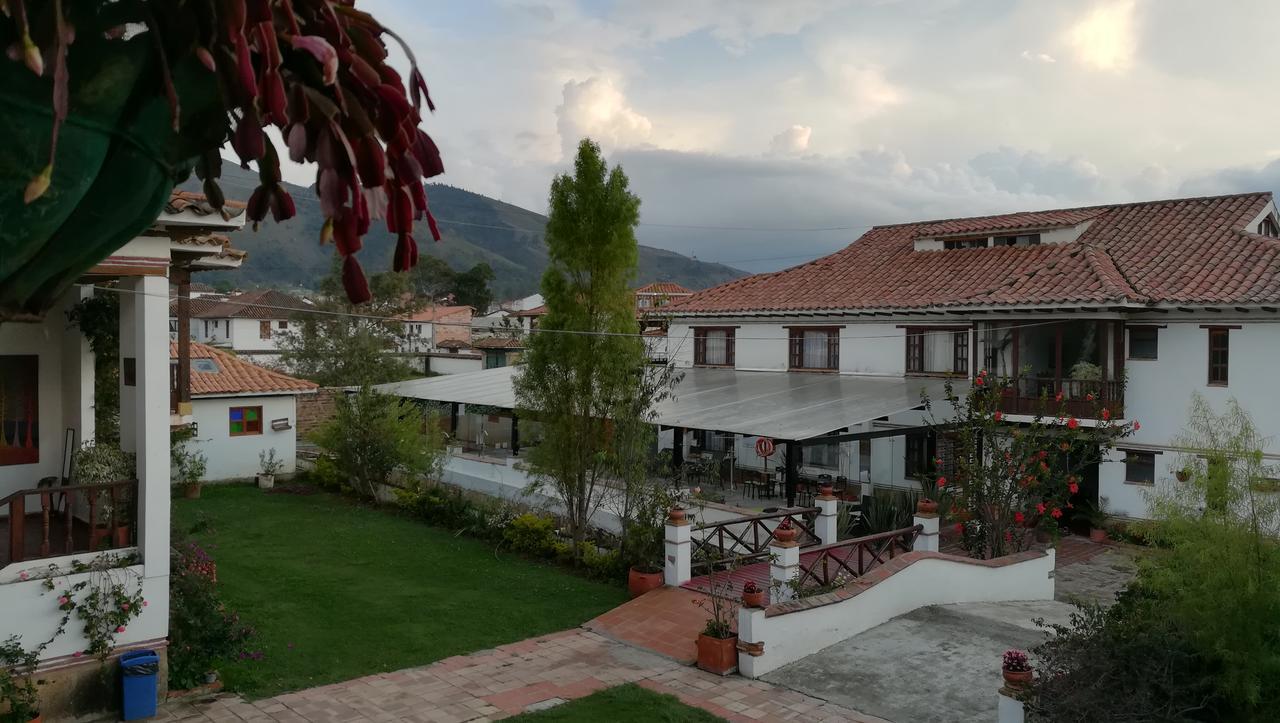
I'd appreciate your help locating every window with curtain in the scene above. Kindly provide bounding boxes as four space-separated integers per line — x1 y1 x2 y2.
694 327 735 366
788 327 838 370
905 328 969 375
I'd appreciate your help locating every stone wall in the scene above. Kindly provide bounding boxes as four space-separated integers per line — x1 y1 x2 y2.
296 387 344 440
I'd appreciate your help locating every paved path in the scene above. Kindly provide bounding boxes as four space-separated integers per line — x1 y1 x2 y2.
154 629 885 723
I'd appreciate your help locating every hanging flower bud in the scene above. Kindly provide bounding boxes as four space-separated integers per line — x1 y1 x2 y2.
342 254 371 304
291 35 339 85
426 209 442 242
269 186 296 223
393 233 417 272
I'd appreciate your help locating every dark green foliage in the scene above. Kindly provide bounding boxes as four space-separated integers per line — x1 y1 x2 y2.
853 489 919 536
311 387 443 501
67 289 121 445
505 513 559 558
168 539 254 690
411 257 495 311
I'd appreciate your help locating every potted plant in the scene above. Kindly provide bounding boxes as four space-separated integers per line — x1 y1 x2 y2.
172 429 208 500
76 442 135 550
668 506 687 524
773 516 797 543
257 449 283 490
1081 499 1110 543
625 516 665 598
916 474 943 515
1 637 42 723
741 580 766 608
1002 649 1033 689
693 558 739 676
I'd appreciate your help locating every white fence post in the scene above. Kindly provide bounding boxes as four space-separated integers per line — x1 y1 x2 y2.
913 512 940 553
815 487 839 546
664 508 692 586
769 535 801 602
997 690 1026 723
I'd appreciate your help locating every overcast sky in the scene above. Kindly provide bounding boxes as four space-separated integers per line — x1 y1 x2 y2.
275 0 1280 273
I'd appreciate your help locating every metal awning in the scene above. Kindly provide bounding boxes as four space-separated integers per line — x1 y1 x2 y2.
375 366 964 441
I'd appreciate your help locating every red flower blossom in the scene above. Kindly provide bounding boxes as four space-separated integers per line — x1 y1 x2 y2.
1068 482 1079 494
1036 502 1046 514
1101 408 1111 421
1050 508 1063 519
1055 392 1063 403
974 376 985 387
1014 511 1025 523
1086 392 1095 401
954 523 965 534
1134 421 1141 431
993 410 1003 422
1066 417 1079 430
1040 461 1049 472
936 476 947 489
1038 450 1048 460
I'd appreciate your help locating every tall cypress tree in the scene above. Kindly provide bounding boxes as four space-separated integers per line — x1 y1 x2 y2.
515 138 646 554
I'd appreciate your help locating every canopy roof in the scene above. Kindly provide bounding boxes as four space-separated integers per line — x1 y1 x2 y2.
376 366 962 441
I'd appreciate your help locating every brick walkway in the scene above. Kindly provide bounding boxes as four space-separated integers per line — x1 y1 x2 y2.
155 629 884 722
584 585 707 664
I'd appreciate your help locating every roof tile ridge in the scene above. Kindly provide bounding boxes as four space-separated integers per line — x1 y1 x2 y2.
1079 241 1143 303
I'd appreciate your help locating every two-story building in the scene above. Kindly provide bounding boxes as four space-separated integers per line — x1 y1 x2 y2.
170 288 314 367
664 192 1280 519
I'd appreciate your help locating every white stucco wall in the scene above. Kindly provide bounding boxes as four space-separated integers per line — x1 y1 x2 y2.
737 549 1055 678
188 394 302 481
668 319 910 376
428 354 484 375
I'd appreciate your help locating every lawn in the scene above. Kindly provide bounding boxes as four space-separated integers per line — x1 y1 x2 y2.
173 484 628 698
508 684 725 722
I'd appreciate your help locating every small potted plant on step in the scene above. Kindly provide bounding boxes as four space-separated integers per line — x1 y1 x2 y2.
257 449 283 490
693 553 740 676
1081 498 1109 543
916 474 943 515
741 580 766 608
625 516 665 598
1002 649 1033 689
172 428 208 500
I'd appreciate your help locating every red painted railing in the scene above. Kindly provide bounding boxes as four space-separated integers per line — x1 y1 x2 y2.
1 480 137 566
792 524 922 589
690 508 821 572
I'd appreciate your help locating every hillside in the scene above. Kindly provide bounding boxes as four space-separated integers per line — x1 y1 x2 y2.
183 163 745 297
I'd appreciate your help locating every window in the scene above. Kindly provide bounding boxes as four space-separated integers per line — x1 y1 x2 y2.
905 328 968 375
485 351 507 369
904 432 934 479
993 233 1041 247
693 327 735 366
229 406 263 436
1124 450 1155 485
858 442 872 481
943 237 987 250
1208 328 1229 385
788 327 839 370
638 297 652 309
260 320 272 339
1128 327 1158 360
1259 216 1279 238
278 320 288 330
805 442 841 469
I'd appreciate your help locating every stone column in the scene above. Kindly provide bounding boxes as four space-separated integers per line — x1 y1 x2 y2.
913 511 940 553
769 534 801 602
815 486 839 546
997 690 1026 723
664 508 692 586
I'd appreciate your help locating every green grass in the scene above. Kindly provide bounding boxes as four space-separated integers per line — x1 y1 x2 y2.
173 484 627 698
507 684 725 722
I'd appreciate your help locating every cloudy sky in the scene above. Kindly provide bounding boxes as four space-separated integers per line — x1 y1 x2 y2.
283 0 1280 272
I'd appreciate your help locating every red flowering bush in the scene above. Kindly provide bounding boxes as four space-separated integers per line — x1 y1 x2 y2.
1003 648 1031 672
923 370 1136 559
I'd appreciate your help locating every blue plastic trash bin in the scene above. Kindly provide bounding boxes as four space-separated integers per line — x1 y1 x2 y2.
120 650 160 720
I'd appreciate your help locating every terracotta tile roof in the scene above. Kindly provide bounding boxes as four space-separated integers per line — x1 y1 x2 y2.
472 336 526 349
171 342 318 396
510 304 547 317
636 282 693 295
167 190 246 215
401 305 473 322
184 289 314 320
673 192 1279 314
435 338 472 349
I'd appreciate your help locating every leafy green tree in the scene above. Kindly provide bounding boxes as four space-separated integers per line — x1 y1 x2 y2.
409 255 456 301
311 386 443 501
410 257 495 311
451 262 495 312
514 138 647 556
277 259 422 387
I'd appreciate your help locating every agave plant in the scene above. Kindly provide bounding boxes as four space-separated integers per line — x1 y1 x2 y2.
2 0 443 314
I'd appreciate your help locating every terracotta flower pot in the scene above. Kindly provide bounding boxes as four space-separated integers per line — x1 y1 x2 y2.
773 526 798 544
917 499 939 515
27 714 42 723
696 633 739 676
818 482 835 498
1002 668 1033 689
668 507 686 524
1089 527 1108 543
742 589 766 608
90 525 111 551
184 482 202 500
627 567 663 597
114 525 132 548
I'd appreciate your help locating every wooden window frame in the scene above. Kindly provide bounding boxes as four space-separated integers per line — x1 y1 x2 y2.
259 320 272 339
692 326 737 367
900 326 969 377
1122 449 1157 486
277 320 288 330
1204 326 1232 386
786 326 841 371
229 405 264 437
1127 326 1161 360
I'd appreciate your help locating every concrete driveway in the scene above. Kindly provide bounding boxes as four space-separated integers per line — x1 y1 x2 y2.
764 547 1138 723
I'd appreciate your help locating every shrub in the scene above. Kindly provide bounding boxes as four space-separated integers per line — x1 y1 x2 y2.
312 386 443 501
504 514 558 558
168 540 253 690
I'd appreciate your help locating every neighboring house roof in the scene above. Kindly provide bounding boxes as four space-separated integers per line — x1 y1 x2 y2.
636 282 693 295
176 288 314 320
401 305 473 322
509 304 547 317
642 327 667 337
673 192 1280 314
170 281 216 293
436 339 472 349
172 342 318 396
167 190 247 215
472 336 526 349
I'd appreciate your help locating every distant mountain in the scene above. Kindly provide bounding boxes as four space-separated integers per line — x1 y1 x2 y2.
182 162 746 298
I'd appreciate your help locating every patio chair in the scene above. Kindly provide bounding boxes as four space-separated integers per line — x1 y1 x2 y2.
36 427 77 514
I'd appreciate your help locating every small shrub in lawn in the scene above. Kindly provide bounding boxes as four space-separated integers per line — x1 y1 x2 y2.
505 514 559 557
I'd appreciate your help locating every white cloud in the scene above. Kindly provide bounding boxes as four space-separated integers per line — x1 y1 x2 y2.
769 125 813 155
1020 49 1056 64
554 77 653 158
611 0 847 52
1067 0 1139 72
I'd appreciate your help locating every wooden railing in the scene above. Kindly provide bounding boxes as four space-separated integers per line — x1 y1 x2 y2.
1 480 138 566
690 508 820 573
792 524 922 590
999 377 1124 418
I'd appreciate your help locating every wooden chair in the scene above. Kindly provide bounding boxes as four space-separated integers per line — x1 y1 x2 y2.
36 428 77 514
